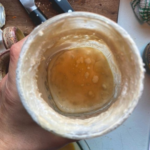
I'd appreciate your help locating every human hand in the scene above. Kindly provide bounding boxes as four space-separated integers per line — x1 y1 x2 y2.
0 38 73 150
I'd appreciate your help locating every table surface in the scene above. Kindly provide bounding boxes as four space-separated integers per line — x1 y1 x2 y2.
1 0 120 35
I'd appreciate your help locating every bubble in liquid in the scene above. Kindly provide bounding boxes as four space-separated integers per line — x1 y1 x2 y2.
92 75 99 83
85 72 89 79
85 58 91 64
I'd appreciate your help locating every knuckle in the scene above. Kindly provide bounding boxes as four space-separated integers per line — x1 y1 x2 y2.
10 43 19 61
10 44 17 55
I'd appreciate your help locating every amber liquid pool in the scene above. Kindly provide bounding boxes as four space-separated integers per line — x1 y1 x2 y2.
48 47 114 114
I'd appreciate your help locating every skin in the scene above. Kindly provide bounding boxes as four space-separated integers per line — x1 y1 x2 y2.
0 38 73 150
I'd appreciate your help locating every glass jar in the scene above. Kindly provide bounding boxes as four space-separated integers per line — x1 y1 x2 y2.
16 12 144 140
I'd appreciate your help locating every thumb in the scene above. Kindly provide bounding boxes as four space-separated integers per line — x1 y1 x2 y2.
8 37 28 86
